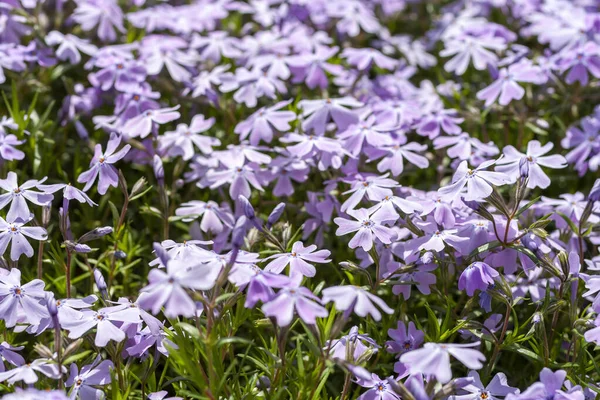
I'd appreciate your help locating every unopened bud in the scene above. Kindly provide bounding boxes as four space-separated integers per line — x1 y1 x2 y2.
93 268 108 300
266 203 285 229
232 216 248 250
590 179 600 202
78 226 113 243
42 202 52 227
129 177 147 199
153 155 164 186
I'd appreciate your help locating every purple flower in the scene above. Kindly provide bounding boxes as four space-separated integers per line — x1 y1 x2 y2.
434 133 499 161
0 358 62 384
175 200 233 234
219 67 287 108
357 373 400 400
77 133 130 195
264 241 330 278
122 106 180 139
72 0 124 42
321 285 393 321
399 342 485 383
450 371 519 400
338 115 397 157
299 97 363 135
234 100 296 146
459 262 499 296
496 141 567 189
3 388 67 399
0 342 24 372
0 128 25 162
45 31 97 64
326 326 380 362
375 142 429 176
138 258 220 318
62 305 140 347
204 156 264 199
149 240 213 267
159 115 220 160
342 47 397 71
438 159 510 201
0 172 53 222
148 391 183 400
287 46 342 89
404 221 468 255
441 35 507 75
557 41 600 86
506 368 583 400
38 183 97 207
334 208 396 251
416 109 464 139
262 285 328 327
0 214 47 261
477 60 545 106
66 356 113 400
341 174 398 212
190 31 241 63
386 321 424 356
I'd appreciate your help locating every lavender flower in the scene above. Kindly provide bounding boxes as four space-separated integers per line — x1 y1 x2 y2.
0 214 47 261
459 262 499 296
334 208 396 251
321 285 393 321
77 133 130 194
399 342 485 383
138 258 220 318
0 172 53 221
66 356 113 399
262 285 328 327
264 241 331 278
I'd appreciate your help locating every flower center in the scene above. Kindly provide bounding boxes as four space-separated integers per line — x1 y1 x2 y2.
76 378 83 386
291 252 297 257
480 391 489 400
99 156 105 164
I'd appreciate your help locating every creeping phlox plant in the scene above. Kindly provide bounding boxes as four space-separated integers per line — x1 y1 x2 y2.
0 0 600 399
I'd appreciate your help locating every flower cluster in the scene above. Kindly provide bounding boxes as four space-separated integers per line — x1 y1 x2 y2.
0 0 599 399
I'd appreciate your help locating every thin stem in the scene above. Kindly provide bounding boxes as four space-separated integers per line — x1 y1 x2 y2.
340 373 352 400
486 302 511 376
65 250 72 298
37 240 44 279
109 195 129 288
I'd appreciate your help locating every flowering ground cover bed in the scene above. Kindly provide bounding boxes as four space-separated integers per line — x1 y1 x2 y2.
0 0 600 399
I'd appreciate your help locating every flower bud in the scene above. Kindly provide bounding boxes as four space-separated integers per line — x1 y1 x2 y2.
238 195 255 220
266 203 285 229
590 179 600 202
238 195 262 230
93 268 108 300
42 202 52 227
73 243 92 253
78 226 113 243
232 216 248 250
114 250 127 259
129 177 147 199
153 155 164 186
153 242 170 266
45 293 58 318
519 157 530 179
